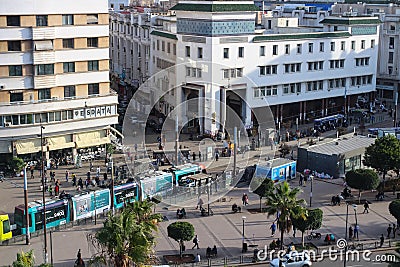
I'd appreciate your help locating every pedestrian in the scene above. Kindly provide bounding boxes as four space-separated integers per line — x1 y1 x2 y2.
242 193 247 206
30 168 34 179
48 184 53 197
195 253 201 263
55 184 59 196
270 222 276 236
78 177 83 189
380 234 385 247
198 151 202 161
354 224 359 240
90 161 93 171
192 152 196 161
96 166 101 176
349 226 353 240
299 174 303 186
393 223 397 238
65 170 69 183
388 224 393 238
72 173 77 186
196 198 204 210
363 201 369 214
86 171 90 180
192 235 200 249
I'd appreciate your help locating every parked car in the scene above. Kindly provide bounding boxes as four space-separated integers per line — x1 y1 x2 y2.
270 252 312 267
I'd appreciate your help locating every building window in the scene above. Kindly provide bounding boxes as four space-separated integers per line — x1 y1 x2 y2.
35 64 54 75
351 41 355 50
307 61 324 71
156 40 159 50
341 41 345 51
186 46 191 57
283 83 301 94
64 86 76 98
254 85 278 98
371 39 375 48
36 15 48 26
306 80 324 91
161 41 165 52
355 57 370 67
8 41 21 51
173 44 176 55
9 65 22 76
297 44 302 54
259 65 278 76
285 44 290 55
319 42 324 52
185 67 202 78
308 43 313 53
223 68 243 79
389 52 394 64
167 43 171 54
62 14 74 25
88 60 99 71
272 45 278 55
88 83 99 95
389 66 393 74
329 59 345 69
330 42 335 51
87 37 98 47
87 14 98 24
389 37 394 49
62 38 74 49
10 92 23 102
63 62 75 73
38 89 51 100
238 47 244 58
198 47 203 59
284 63 301 73
260 46 265 56
7 16 20 26
223 48 229 58
361 40 365 49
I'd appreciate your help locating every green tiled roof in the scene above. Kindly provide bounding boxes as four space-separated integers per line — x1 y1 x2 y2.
170 3 260 12
320 18 381 25
253 32 351 42
150 30 178 40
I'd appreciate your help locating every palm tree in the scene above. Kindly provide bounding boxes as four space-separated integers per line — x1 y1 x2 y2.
265 181 307 250
88 200 162 267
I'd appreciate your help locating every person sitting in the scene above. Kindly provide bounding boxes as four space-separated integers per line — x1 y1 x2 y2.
181 208 186 218
211 245 217 257
206 247 212 258
331 195 336 206
201 207 207 216
232 203 241 213
376 191 384 201
325 234 332 244
330 233 335 242
177 209 183 219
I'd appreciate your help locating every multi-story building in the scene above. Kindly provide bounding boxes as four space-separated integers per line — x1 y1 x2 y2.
0 0 118 162
148 1 380 135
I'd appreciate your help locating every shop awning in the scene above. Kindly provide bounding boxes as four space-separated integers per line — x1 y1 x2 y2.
15 139 42 155
0 141 12 153
75 131 110 148
47 135 75 151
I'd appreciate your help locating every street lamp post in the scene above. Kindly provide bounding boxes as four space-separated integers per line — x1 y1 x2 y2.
40 122 48 263
23 164 30 245
344 202 349 267
309 175 314 207
207 182 210 216
110 158 114 214
242 216 246 252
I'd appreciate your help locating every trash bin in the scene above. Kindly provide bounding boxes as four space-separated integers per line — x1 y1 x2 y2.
397 193 400 199
242 242 248 253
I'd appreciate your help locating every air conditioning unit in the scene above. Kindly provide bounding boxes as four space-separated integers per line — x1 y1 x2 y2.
4 122 11 127
0 84 5 90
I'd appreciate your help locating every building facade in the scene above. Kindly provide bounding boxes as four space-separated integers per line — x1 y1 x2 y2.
0 0 118 162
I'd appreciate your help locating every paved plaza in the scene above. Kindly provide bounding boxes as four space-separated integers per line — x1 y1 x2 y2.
0 112 399 266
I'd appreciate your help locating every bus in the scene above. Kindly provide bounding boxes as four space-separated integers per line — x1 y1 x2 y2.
71 189 111 220
140 172 174 199
314 114 346 132
14 199 70 235
113 182 139 209
168 164 202 185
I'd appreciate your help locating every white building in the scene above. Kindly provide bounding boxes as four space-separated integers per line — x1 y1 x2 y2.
148 1 380 134
0 0 118 161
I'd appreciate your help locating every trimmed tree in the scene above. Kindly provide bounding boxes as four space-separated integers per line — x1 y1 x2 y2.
291 208 323 247
345 169 380 203
389 200 400 225
364 135 400 190
9 157 25 175
167 222 195 258
251 177 274 211
265 181 307 250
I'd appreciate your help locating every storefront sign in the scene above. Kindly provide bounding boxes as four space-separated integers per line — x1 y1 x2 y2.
74 105 116 119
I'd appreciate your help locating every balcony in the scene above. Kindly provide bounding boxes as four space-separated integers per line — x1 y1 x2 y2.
32 51 55 64
32 27 55 40
34 75 56 88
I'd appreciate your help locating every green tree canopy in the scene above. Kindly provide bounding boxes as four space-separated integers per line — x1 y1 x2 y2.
167 221 195 258
346 169 380 203
9 157 25 174
12 250 35 267
265 181 307 250
389 200 400 223
251 177 274 211
88 200 162 267
291 208 323 246
364 135 400 177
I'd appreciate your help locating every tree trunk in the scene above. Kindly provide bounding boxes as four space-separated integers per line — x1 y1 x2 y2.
301 231 305 247
179 241 183 258
280 228 284 250
358 190 362 204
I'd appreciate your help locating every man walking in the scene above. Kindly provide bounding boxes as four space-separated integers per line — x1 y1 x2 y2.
65 170 69 183
192 235 200 249
354 225 359 240
270 222 276 236
388 224 393 238
363 201 369 214
380 234 385 247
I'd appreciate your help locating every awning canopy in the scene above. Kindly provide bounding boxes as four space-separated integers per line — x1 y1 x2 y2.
75 130 110 148
87 14 98 24
15 139 42 155
47 135 75 151
34 40 53 51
